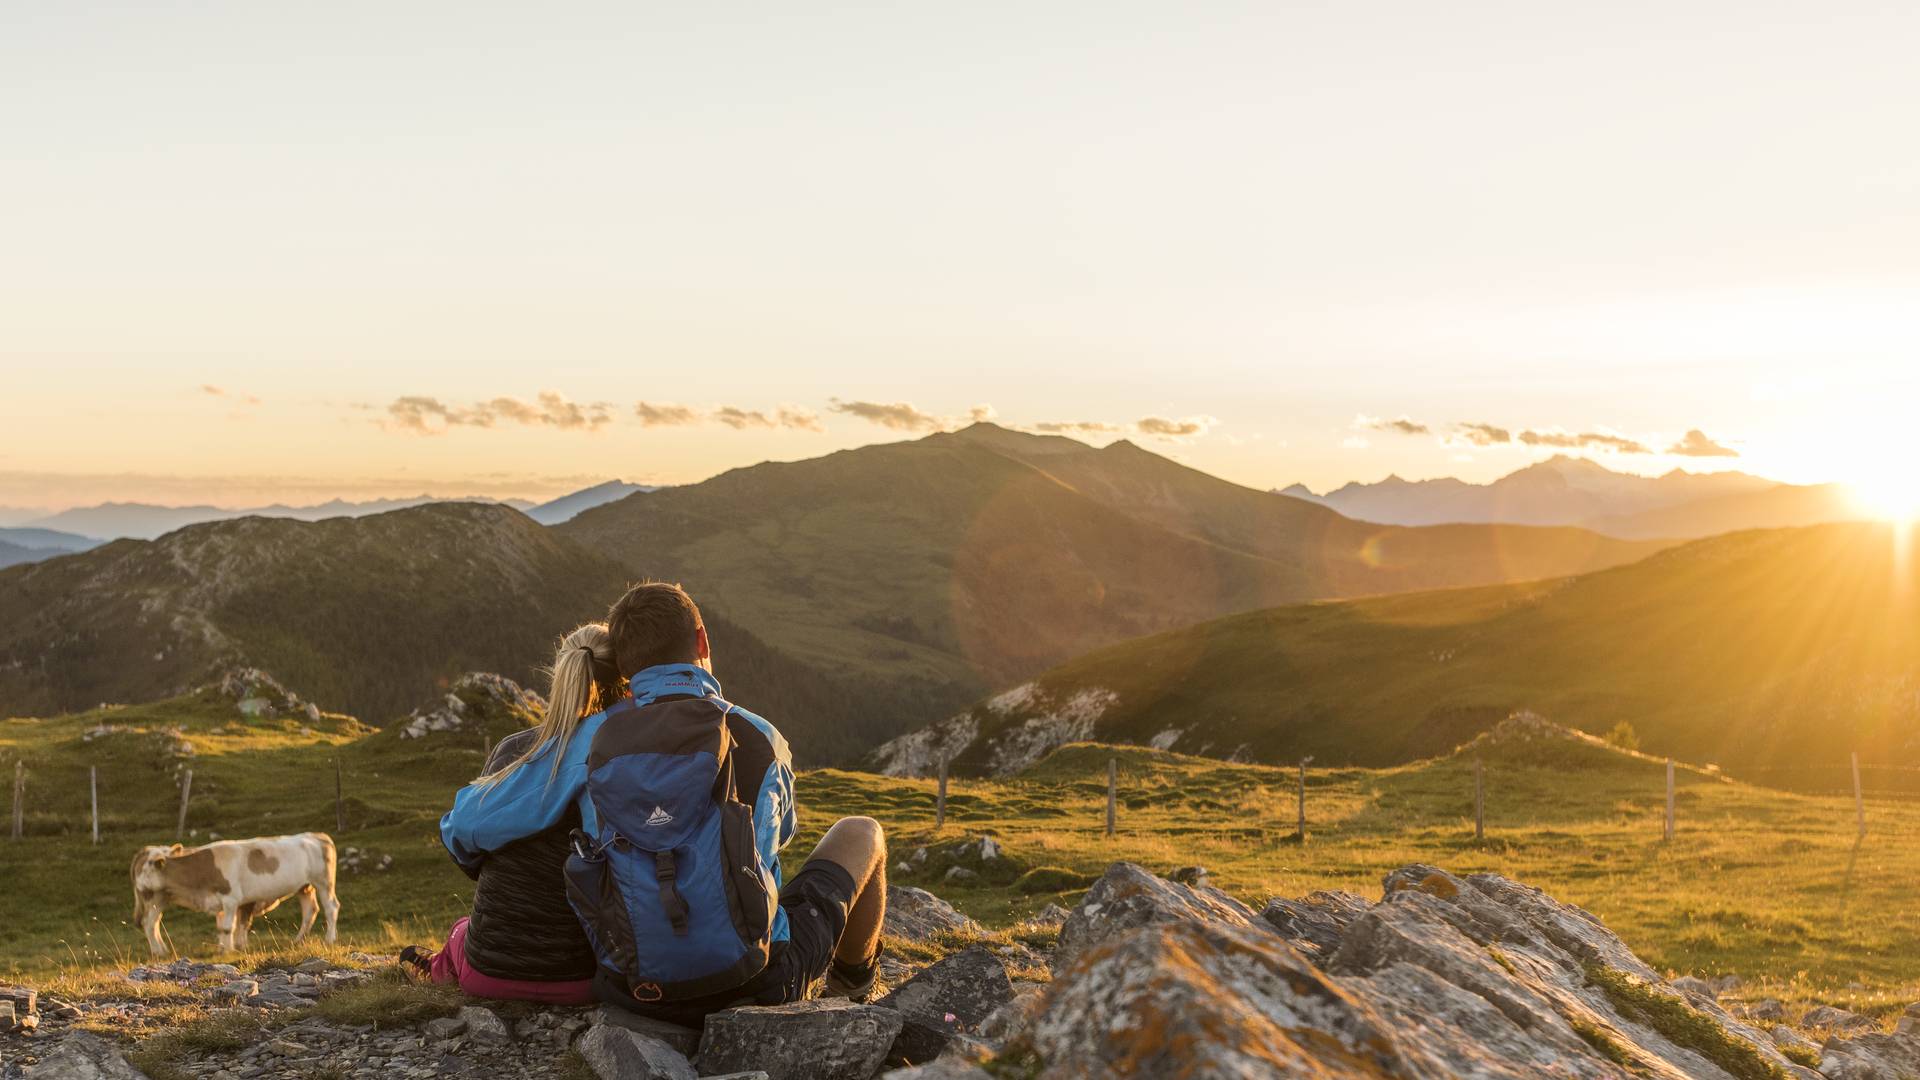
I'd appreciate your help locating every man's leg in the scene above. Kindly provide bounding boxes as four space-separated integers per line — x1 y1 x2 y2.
802 816 887 978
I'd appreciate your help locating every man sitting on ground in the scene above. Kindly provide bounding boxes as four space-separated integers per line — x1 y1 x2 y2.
441 582 887 1022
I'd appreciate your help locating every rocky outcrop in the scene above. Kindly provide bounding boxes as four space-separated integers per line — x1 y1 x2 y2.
212 666 324 723
1052 861 1258 970
974 862 1863 1080
396 672 544 739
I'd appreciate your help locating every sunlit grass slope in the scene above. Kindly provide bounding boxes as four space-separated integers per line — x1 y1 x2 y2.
925 522 1920 779
5 688 1916 1021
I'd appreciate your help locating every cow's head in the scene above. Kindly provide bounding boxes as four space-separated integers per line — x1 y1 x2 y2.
129 844 184 916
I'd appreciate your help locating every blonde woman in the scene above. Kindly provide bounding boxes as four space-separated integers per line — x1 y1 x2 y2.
401 623 621 1003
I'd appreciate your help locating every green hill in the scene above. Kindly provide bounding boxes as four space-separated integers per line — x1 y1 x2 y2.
873 522 1920 781
0 504 938 764
559 423 1669 712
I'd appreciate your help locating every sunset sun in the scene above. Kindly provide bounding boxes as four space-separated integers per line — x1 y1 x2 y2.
1852 467 1920 523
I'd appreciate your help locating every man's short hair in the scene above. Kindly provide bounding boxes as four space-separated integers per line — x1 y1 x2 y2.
607 582 704 678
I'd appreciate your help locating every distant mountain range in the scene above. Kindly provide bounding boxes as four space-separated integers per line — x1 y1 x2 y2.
0 527 101 568
0 426 1668 763
524 480 655 525
1279 456 1861 539
22 494 539 541
874 521 1920 779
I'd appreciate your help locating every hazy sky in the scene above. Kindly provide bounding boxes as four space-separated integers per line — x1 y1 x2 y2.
5 2 1917 510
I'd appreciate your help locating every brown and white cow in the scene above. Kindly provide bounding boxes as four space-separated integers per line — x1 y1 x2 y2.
130 833 340 955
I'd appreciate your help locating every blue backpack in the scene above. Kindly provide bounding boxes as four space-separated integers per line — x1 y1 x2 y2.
565 694 778 1003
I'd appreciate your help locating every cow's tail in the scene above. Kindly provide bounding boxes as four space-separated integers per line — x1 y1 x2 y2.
312 831 338 890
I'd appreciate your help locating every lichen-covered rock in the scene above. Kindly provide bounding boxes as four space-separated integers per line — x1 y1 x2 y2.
1817 1031 1920 1079
1016 917 1424 1078
1261 889 1371 966
1052 861 1258 971
877 945 1015 1064
884 885 980 942
577 1023 699 1080
23 1031 152 1078
1008 862 1819 1080
697 999 905 1080
880 1063 996 1080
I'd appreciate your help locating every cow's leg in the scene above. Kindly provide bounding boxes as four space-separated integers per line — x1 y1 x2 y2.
214 901 239 952
293 886 318 943
140 903 167 957
233 902 258 951
316 876 340 944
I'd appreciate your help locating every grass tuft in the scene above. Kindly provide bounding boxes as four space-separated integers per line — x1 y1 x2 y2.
311 968 463 1029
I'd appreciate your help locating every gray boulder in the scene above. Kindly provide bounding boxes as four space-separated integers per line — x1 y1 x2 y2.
1053 861 1258 972
883 886 980 942
876 945 1015 1064
0 1001 13 1032
1669 975 1716 1001
589 1004 702 1056
458 1005 511 1043
576 1023 699 1080
1260 889 1370 966
1818 1031 1920 1079
25 1031 152 1078
1802 1004 1875 1032
697 999 905 1080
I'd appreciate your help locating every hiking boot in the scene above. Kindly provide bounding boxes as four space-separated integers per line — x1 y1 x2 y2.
396 945 433 975
820 949 883 1003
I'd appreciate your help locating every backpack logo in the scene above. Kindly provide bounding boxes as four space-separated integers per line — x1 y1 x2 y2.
645 806 674 827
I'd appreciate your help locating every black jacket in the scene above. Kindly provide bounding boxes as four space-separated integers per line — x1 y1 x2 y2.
458 729 597 982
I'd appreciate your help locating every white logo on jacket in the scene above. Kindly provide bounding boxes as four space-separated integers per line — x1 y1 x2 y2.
645 806 674 826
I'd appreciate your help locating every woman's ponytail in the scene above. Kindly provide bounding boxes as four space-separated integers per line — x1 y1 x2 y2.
473 622 620 794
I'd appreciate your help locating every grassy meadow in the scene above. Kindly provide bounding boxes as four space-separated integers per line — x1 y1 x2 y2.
2 691 1916 1026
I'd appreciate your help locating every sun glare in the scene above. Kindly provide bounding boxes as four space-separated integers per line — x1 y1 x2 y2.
1852 470 1920 524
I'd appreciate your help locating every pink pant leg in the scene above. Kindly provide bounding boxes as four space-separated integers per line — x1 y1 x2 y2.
427 917 471 984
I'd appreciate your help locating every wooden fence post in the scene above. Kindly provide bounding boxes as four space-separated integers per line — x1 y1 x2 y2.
176 769 193 840
90 766 99 845
1105 758 1117 837
1664 759 1676 842
334 758 346 835
1474 758 1485 841
1852 751 1866 839
935 760 948 829
13 760 25 840
1296 760 1308 842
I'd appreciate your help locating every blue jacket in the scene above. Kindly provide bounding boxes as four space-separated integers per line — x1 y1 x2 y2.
440 664 799 943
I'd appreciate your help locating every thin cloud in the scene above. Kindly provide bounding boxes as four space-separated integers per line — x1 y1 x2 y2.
635 402 702 427
968 405 997 424
775 405 825 432
1518 429 1651 454
713 406 775 430
1667 429 1739 458
1136 416 1216 440
828 399 946 432
202 384 261 406
384 391 613 434
1455 422 1513 446
1033 421 1124 434
1358 414 1430 436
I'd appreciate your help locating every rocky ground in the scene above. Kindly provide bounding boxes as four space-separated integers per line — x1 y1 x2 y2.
5 866 1920 1079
